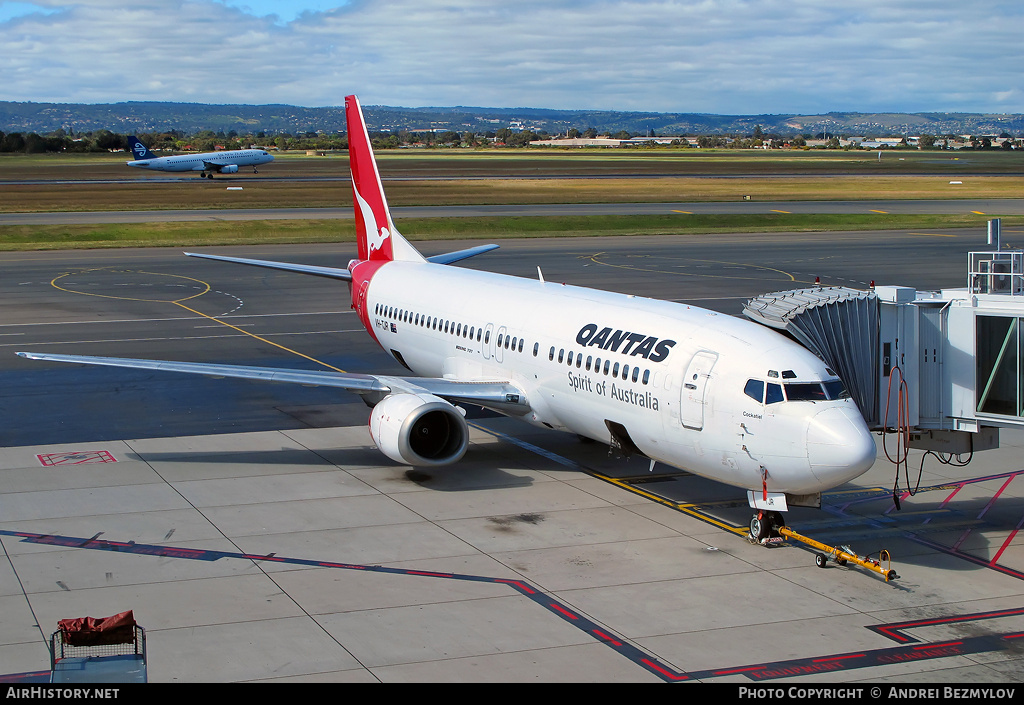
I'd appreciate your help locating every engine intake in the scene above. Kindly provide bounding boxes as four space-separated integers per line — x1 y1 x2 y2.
369 393 468 466
218 164 239 174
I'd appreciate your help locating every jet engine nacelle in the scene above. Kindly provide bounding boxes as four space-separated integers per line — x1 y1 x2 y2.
219 164 239 174
369 393 468 466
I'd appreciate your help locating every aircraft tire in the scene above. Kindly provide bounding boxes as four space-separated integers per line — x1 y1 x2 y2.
750 514 770 541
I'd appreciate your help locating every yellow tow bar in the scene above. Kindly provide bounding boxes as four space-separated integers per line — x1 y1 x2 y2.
777 526 899 582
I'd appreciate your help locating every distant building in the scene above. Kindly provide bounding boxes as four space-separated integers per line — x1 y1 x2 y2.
529 137 625 147
855 138 906 149
529 136 690 148
619 136 687 146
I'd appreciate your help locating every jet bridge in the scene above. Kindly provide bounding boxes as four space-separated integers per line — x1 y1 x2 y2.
743 221 1023 457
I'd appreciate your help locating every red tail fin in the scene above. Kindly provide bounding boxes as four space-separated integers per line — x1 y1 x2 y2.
346 95 423 263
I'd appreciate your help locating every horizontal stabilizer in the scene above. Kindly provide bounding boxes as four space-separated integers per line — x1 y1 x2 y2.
426 244 499 265
183 252 352 281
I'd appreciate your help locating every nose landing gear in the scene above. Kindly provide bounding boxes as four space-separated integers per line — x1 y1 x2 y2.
748 510 785 545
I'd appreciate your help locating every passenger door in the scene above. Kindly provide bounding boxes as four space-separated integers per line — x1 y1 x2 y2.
680 351 718 430
495 325 507 363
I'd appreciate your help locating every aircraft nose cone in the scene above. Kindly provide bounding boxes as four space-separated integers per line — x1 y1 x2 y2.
806 405 876 486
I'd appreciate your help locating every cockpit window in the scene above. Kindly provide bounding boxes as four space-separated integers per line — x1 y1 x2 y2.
744 379 764 402
823 380 851 400
781 380 850 401
784 383 828 401
766 382 784 404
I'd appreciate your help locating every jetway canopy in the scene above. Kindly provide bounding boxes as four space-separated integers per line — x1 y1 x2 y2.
743 286 880 427
743 247 1024 454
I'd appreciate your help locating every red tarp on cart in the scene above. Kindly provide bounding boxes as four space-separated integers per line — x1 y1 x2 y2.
57 610 136 647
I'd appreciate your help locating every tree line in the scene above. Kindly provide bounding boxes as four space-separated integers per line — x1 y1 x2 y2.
0 125 1018 154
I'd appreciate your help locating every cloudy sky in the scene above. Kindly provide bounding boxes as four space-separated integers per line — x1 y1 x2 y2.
1 0 1021 114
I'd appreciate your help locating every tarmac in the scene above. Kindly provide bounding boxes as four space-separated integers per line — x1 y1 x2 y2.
2 415 1024 683
3 232 1024 683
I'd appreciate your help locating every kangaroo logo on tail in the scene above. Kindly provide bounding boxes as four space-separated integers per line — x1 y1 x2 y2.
345 95 424 264
353 183 391 254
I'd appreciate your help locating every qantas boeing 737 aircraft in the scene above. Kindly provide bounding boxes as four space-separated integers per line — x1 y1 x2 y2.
21 96 876 540
125 136 273 178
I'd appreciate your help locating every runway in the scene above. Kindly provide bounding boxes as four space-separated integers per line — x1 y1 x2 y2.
3 198 1024 225
3 232 1024 683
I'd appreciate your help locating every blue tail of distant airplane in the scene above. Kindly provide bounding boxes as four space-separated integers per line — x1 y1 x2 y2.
126 136 156 160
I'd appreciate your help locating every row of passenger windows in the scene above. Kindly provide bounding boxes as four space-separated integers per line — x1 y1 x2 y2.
550 346 652 385
374 302 653 385
744 378 850 404
374 302 527 353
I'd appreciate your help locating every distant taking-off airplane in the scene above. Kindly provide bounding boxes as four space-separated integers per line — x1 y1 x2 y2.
21 96 877 539
125 136 273 178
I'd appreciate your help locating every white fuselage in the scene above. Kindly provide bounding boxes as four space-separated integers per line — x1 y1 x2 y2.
126 149 273 173
361 260 876 497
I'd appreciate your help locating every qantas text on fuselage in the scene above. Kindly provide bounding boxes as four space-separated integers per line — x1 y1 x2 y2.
575 323 676 363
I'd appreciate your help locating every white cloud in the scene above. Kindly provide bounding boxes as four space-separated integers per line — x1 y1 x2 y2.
0 0 1021 113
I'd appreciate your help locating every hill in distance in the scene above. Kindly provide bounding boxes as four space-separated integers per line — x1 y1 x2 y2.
0 101 1021 137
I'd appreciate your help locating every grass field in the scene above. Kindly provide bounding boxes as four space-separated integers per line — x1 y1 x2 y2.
0 149 1020 250
0 212 1011 251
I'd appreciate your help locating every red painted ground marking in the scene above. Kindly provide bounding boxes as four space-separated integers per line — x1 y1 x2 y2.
592 629 622 646
875 626 914 642
871 610 1024 643
37 450 116 466
407 570 454 578
991 515 1024 565
924 485 964 524
915 640 962 650
713 665 768 675
885 493 909 515
813 653 864 662
550 603 579 620
642 659 688 681
977 475 1016 521
496 579 535 593
938 485 963 508
952 528 972 551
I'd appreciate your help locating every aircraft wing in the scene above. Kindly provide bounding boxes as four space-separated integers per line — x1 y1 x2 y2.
203 160 235 172
16 352 531 416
